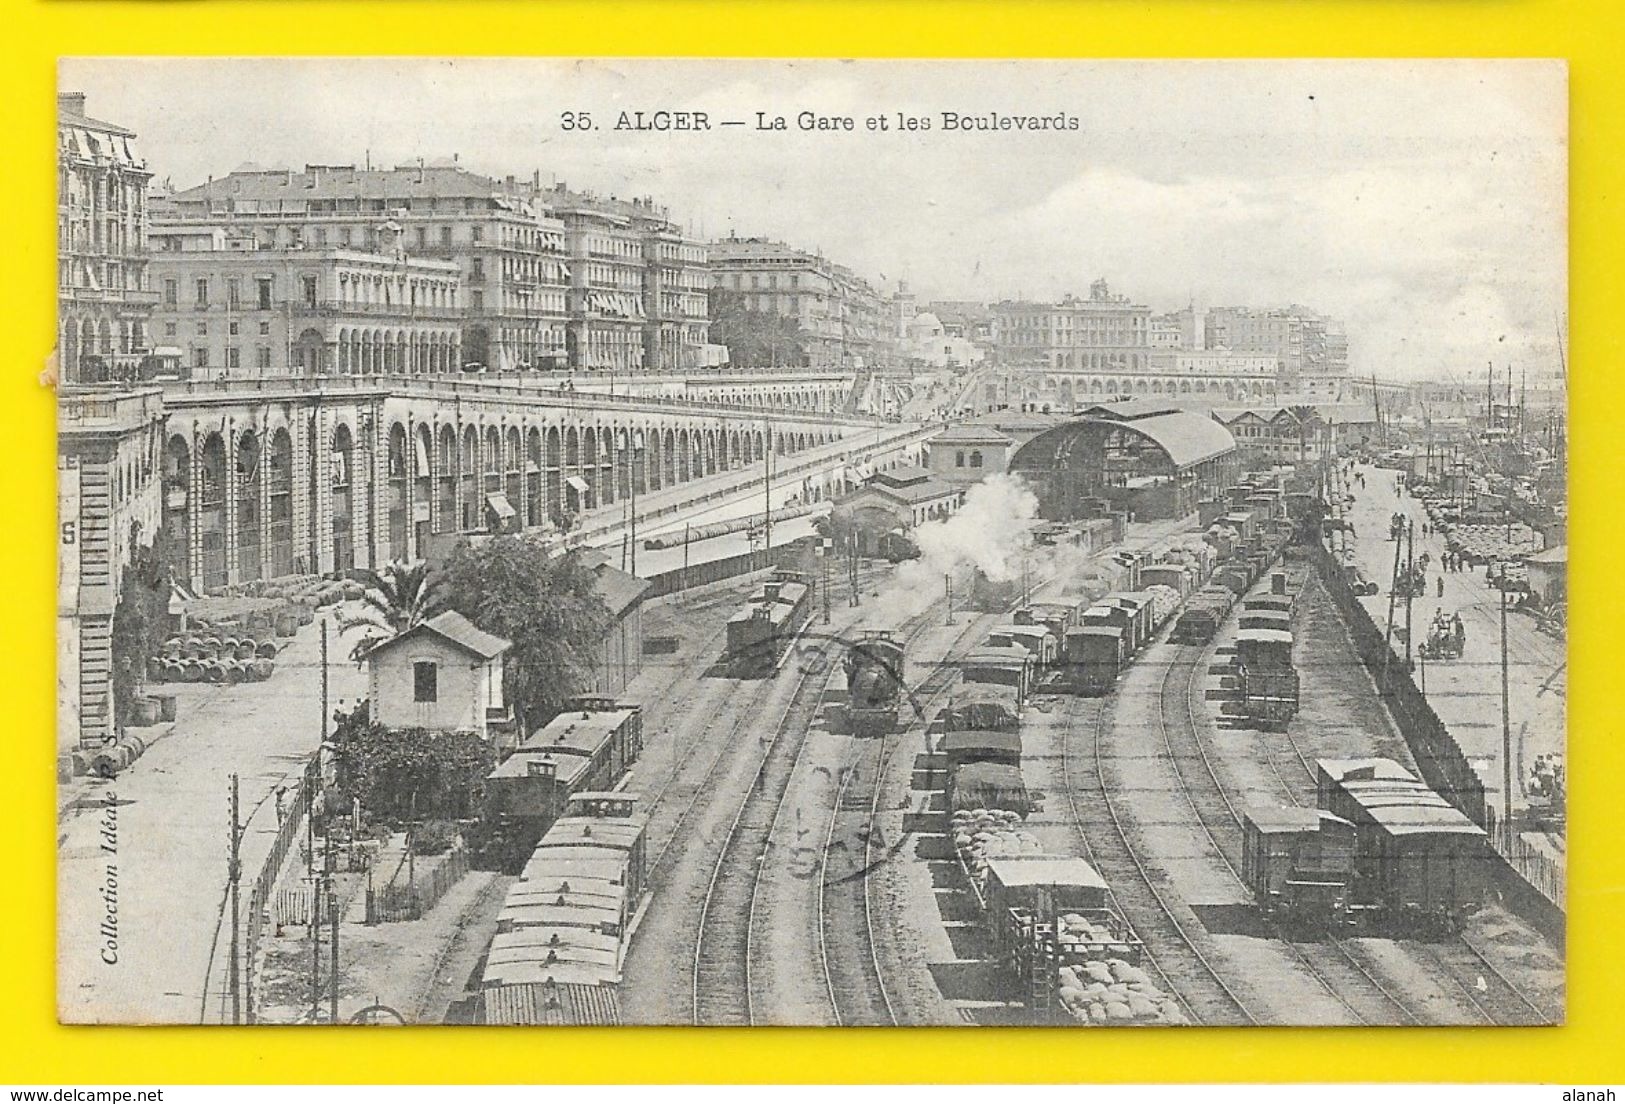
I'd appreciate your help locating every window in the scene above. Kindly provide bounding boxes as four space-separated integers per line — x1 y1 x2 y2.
302 275 318 308
340 228 353 247
471 225 483 243
227 346 240 370
970 451 984 468
194 278 209 307
256 346 272 370
227 278 241 310
416 227 427 248
193 346 209 369
413 661 438 703
315 229 327 246
256 278 273 310
955 450 966 468
164 322 177 337
440 226 452 246
162 279 177 307
229 321 240 336
195 322 207 336
471 290 483 311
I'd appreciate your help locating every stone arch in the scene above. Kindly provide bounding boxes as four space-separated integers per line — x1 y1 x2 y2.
435 423 458 534
460 423 480 529
525 426 544 528
411 422 433 552
197 431 228 590
386 422 410 561
236 427 263 582
266 427 295 577
504 424 523 520
330 422 356 572
163 434 192 585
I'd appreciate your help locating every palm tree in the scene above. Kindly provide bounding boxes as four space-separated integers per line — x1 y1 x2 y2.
337 559 441 656
1288 404 1321 464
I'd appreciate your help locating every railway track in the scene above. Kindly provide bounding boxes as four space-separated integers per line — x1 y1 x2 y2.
1155 639 1422 1026
1250 661 1556 1028
1056 690 1259 1026
814 602 978 1026
817 737 899 1026
690 655 832 1025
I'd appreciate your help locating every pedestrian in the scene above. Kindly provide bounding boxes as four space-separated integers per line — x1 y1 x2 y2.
1437 575 1445 598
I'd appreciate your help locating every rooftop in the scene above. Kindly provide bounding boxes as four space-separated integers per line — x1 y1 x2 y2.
369 609 510 662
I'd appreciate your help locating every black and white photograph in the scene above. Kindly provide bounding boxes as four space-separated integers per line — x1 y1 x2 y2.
55 57 1566 1028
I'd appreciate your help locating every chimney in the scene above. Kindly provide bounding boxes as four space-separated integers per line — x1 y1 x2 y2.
58 92 87 117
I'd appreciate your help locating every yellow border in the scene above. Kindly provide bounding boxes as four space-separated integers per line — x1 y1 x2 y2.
4 1 1617 1084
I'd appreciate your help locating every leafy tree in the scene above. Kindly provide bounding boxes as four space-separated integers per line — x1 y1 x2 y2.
109 525 171 729
436 538 611 733
708 287 810 369
331 702 494 824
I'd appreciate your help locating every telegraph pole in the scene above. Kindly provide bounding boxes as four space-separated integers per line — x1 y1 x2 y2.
1403 519 1415 671
763 423 774 566
945 574 954 626
228 773 242 1025
328 828 339 1025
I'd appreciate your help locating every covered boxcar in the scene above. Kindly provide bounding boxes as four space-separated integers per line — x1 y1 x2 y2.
986 624 1058 667
481 702 643 871
1240 805 1356 924
1315 759 1487 930
725 571 813 675
948 760 1033 818
1235 628 1299 726
1061 626 1124 696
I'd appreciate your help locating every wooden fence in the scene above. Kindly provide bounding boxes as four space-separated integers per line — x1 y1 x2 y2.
241 754 320 1021
365 843 470 924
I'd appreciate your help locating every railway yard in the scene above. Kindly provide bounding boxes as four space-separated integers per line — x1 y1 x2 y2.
449 481 1563 1027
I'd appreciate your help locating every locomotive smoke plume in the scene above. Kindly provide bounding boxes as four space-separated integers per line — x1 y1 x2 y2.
867 474 1040 624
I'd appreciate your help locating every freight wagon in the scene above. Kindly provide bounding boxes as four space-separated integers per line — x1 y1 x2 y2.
476 792 648 1024
1061 626 1125 696
724 571 813 676
986 624 1059 666
938 680 1022 733
961 646 1035 708
479 700 644 872
1170 587 1235 644
1234 628 1299 727
845 630 906 736
1015 602 1080 646
1316 759 1488 932
1240 805 1356 925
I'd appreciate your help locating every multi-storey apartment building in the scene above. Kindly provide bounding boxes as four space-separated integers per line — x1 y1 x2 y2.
58 92 156 384
708 236 887 370
147 227 463 379
1205 305 1350 388
993 279 1152 370
152 163 570 372
529 185 711 373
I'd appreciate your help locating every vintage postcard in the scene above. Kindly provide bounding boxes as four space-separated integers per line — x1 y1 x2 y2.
55 57 1565 1026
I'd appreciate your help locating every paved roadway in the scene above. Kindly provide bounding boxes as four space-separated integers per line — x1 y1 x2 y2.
57 611 367 1024
1336 462 1565 816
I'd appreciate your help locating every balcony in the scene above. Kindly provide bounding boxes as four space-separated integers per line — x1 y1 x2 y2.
291 299 465 321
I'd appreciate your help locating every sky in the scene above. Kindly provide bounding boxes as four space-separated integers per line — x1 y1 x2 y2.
61 58 1568 381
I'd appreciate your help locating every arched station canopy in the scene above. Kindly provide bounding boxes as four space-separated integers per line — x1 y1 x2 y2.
1008 399 1238 522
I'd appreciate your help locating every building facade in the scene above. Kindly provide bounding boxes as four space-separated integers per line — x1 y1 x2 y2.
147 236 463 379
993 279 1152 371
708 236 887 370
153 163 572 373
533 186 711 373
58 93 156 384
1205 305 1349 391
58 386 168 748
